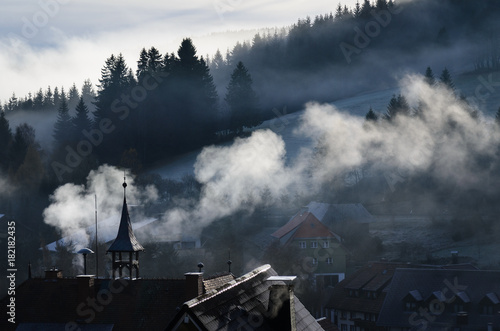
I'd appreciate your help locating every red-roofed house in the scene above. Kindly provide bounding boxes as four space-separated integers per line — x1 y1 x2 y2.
271 212 348 287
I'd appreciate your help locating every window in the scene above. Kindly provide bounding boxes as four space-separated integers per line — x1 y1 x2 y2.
311 241 318 248
482 305 494 315
453 303 465 313
341 324 347 331
299 241 306 249
349 326 355 331
312 258 318 265
326 257 333 264
323 241 329 248
404 302 417 311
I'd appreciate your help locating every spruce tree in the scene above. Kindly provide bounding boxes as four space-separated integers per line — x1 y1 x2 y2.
0 111 12 171
72 97 92 140
225 61 260 134
424 66 435 86
53 95 72 147
439 67 455 90
365 108 378 121
385 94 410 120
68 83 80 109
353 0 362 18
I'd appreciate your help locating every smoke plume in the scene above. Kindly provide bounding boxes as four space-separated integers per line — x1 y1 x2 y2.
43 164 158 250
44 74 500 248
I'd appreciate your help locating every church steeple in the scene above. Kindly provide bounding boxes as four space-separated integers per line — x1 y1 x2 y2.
107 176 144 279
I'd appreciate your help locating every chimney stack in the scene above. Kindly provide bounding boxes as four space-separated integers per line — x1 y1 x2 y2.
456 312 468 326
185 272 204 299
77 275 95 303
266 276 297 331
45 267 63 279
451 251 459 264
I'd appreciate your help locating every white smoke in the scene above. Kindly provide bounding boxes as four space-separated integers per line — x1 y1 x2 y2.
42 164 158 251
44 74 500 247
154 74 500 237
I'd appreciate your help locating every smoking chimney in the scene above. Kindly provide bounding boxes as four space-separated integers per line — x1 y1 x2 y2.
266 276 297 331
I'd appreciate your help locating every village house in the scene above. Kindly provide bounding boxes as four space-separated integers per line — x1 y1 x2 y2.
0 180 326 331
271 211 348 288
377 268 500 330
324 261 482 331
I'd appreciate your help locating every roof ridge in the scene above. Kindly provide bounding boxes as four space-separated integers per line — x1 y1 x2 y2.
185 264 272 308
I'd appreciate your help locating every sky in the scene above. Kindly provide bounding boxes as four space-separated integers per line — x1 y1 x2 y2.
0 0 361 103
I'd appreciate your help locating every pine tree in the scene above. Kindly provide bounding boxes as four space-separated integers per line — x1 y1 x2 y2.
385 94 410 120
225 61 260 134
9 123 37 173
7 93 18 112
376 0 388 10
53 87 61 109
365 108 378 121
335 3 343 19
53 95 72 147
360 0 373 19
424 66 435 85
439 67 455 90
136 48 149 79
0 111 12 171
44 86 54 109
72 97 92 140
68 83 80 109
33 89 44 110
81 79 96 107
211 49 225 71
353 0 362 18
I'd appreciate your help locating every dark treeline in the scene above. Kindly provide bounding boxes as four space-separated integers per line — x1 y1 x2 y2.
2 0 499 187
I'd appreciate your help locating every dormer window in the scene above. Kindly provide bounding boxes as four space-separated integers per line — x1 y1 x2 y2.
453 291 470 313
403 290 422 312
480 292 499 315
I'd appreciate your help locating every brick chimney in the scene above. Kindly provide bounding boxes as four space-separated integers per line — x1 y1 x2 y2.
266 276 297 331
77 275 95 302
45 267 63 279
185 272 204 299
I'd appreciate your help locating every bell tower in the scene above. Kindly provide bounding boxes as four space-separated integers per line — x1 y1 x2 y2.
107 177 144 279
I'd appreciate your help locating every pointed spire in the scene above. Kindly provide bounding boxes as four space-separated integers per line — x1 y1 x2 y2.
107 177 144 253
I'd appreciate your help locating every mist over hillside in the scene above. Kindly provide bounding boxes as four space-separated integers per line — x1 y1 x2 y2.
2 0 500 298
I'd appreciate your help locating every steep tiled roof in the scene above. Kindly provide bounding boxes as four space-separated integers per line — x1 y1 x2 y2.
325 262 472 314
377 269 500 329
271 212 340 243
168 264 324 331
107 197 144 252
203 272 235 293
306 202 375 224
271 212 310 239
0 277 186 331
